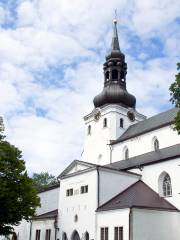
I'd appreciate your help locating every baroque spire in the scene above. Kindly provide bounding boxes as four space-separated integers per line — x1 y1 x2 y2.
93 18 136 109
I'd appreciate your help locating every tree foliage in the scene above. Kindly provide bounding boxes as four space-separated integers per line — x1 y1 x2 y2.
0 118 40 235
170 63 180 134
32 172 59 192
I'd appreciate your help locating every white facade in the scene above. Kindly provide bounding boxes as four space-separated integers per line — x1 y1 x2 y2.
132 208 180 240
112 124 180 162
57 163 140 240
82 105 145 165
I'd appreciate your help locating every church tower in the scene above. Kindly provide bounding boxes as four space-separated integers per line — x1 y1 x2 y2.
82 19 146 165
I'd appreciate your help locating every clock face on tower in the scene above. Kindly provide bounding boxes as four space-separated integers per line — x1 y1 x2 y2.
127 111 135 122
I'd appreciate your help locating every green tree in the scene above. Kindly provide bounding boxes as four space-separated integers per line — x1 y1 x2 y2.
170 63 180 134
32 172 58 192
0 118 40 236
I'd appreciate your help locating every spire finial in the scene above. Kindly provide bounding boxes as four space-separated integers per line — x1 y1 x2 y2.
111 10 120 51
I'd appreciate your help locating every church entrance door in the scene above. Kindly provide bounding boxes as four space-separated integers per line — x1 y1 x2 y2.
72 230 80 240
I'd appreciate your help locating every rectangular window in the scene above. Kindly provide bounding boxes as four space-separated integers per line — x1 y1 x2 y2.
81 185 88 194
66 188 73 197
35 229 41 240
45 229 51 240
114 227 123 240
100 227 108 240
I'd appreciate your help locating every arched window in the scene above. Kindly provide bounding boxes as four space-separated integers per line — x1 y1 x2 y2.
112 69 118 80
87 125 91 135
62 232 67 240
120 118 124 128
85 232 89 240
105 71 109 81
123 146 129 160
153 137 159 151
158 172 172 197
163 174 172 197
74 214 78 222
125 148 129 160
103 118 107 128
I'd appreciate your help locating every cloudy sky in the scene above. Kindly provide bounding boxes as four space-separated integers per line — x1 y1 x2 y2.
0 0 179 176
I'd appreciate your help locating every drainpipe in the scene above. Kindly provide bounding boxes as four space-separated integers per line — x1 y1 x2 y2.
129 208 133 240
95 167 100 240
54 216 59 240
107 143 113 164
29 220 32 240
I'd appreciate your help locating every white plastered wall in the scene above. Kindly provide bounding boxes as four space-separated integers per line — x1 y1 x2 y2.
99 168 140 205
132 208 180 240
58 170 98 240
97 209 130 240
139 157 180 209
36 187 59 215
31 219 56 240
82 105 145 165
112 125 180 162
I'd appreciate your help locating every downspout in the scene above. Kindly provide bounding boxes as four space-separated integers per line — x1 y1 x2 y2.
107 143 113 164
97 167 100 207
54 216 59 240
29 220 32 240
95 167 100 240
129 208 133 240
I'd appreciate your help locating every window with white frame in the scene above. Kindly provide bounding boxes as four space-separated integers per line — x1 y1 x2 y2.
45 229 51 240
66 188 73 197
100 227 108 240
87 125 91 135
103 118 107 128
114 227 123 240
152 137 159 151
35 230 41 240
120 118 124 128
81 185 88 194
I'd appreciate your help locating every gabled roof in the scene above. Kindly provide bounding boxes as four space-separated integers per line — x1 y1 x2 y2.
33 209 58 220
59 160 141 179
58 160 97 179
105 143 180 171
97 181 178 212
112 108 178 144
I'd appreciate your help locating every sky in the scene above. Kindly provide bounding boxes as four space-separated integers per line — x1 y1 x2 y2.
0 0 179 176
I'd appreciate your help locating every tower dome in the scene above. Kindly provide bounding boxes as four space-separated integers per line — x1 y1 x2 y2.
93 19 136 109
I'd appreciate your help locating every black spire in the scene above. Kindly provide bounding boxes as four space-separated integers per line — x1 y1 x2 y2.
111 19 120 51
93 19 136 109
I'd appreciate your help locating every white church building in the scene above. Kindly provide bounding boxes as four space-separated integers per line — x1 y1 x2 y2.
4 19 180 240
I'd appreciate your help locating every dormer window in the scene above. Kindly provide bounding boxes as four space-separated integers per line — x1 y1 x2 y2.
103 118 107 128
120 118 124 128
87 125 91 135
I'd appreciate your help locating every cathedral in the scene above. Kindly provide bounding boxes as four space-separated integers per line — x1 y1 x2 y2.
3 19 180 240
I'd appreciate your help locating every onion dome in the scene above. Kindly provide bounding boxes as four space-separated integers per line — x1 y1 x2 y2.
93 19 136 109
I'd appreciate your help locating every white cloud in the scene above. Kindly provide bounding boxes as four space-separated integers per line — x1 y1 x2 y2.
0 0 179 176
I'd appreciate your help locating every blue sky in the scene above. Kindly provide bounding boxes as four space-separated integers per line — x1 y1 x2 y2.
0 0 179 175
